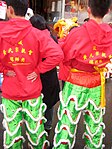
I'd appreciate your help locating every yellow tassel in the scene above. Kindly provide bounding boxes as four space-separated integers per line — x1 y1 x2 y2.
94 66 107 107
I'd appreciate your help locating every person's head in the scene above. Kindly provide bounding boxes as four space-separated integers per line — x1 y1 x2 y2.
5 0 28 18
30 14 50 31
88 0 111 18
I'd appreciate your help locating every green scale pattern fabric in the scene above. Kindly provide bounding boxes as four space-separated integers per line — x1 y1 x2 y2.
1 96 49 149
53 82 105 149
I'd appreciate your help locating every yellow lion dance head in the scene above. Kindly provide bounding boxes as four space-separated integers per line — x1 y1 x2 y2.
54 17 79 38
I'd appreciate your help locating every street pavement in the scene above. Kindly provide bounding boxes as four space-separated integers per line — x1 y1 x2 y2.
0 79 112 149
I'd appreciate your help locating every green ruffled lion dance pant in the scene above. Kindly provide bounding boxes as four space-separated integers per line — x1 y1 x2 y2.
53 81 105 149
0 96 49 149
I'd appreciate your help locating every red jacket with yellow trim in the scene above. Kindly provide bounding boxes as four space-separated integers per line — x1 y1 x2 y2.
0 18 63 100
59 19 112 81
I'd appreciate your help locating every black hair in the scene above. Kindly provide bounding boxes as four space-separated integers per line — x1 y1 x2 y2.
109 22 112 28
5 0 28 16
84 18 89 22
88 0 111 18
30 14 50 31
69 26 78 32
30 14 58 43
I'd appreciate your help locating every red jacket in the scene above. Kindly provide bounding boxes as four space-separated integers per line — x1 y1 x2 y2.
0 18 63 100
59 19 112 81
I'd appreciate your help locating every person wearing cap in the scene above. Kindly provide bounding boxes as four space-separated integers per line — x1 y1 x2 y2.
0 0 63 148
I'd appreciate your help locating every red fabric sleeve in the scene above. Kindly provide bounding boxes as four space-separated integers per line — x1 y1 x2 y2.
35 30 64 74
0 63 8 75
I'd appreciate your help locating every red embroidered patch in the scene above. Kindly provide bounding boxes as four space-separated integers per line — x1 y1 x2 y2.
85 111 90 115
63 127 67 130
15 138 22 143
64 110 67 115
85 135 89 139
62 142 68 145
70 98 74 101
40 120 42 124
